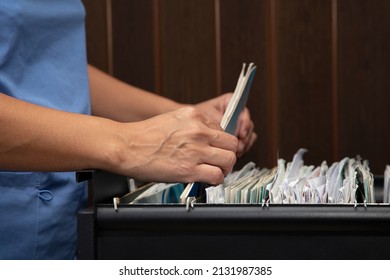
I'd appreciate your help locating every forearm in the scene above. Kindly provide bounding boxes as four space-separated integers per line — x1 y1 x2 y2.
0 93 122 172
88 65 182 122
0 93 239 184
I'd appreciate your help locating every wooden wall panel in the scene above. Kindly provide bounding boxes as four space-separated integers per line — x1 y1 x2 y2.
219 0 269 168
275 0 334 167
338 0 390 174
82 0 390 174
158 0 218 103
111 0 156 92
82 0 110 73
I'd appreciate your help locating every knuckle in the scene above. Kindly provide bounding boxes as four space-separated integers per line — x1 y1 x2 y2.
180 106 199 118
176 161 196 181
188 125 208 141
227 151 237 167
231 136 239 152
192 123 206 134
223 152 236 175
208 168 224 185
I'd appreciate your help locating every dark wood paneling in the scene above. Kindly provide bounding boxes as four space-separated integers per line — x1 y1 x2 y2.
275 0 334 166
111 0 156 92
338 0 390 174
82 0 110 72
83 0 390 174
219 0 269 169
158 0 218 103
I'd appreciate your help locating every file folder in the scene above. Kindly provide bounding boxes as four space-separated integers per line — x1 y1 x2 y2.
77 170 390 260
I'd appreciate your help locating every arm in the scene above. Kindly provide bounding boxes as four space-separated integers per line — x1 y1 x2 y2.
89 65 257 156
88 65 181 122
0 93 117 172
0 93 237 184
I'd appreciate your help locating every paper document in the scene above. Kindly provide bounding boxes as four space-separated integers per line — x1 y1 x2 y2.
120 148 380 205
220 63 257 134
205 148 376 205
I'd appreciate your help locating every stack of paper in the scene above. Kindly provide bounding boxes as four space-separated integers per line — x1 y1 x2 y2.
220 63 257 134
205 148 375 204
123 148 383 205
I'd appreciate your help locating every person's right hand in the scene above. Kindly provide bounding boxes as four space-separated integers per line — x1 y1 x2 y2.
109 106 238 185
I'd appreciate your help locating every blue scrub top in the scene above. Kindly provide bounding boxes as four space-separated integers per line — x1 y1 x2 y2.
0 0 91 259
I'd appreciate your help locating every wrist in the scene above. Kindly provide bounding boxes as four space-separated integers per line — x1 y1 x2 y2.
84 117 128 174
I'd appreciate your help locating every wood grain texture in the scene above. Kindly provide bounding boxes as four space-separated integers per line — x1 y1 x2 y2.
219 0 269 169
338 0 390 174
82 0 110 72
275 0 334 167
82 0 390 174
111 0 156 92
158 0 218 103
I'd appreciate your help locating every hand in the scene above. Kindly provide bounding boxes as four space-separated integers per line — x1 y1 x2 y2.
194 93 257 157
114 107 238 185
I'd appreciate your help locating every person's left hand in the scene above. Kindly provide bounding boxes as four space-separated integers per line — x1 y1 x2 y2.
194 93 257 157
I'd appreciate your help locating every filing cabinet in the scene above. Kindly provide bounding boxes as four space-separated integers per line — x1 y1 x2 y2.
77 170 390 259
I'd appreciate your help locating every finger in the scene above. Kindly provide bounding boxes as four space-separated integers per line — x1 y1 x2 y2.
184 120 238 153
237 108 253 139
200 147 237 176
245 132 257 154
183 143 237 177
241 120 254 144
236 125 253 156
247 131 257 150
187 140 237 177
191 164 225 185
207 130 239 153
237 131 257 157
221 93 233 112
202 117 223 131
